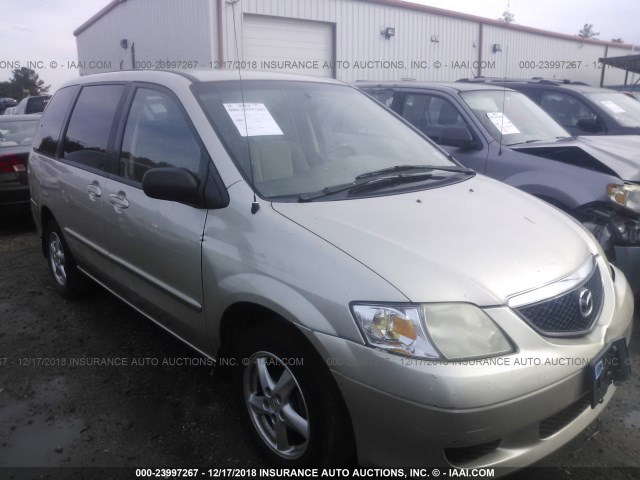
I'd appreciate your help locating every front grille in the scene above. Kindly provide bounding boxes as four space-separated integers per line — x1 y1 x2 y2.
515 267 603 337
539 394 591 439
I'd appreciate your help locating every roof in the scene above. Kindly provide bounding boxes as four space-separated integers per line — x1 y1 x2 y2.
457 78 613 93
599 54 640 75
57 69 344 89
73 0 635 49
355 80 515 93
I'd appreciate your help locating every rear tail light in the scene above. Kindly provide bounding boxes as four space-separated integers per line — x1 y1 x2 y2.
0 154 26 173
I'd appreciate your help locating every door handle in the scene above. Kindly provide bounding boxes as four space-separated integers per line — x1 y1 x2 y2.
108 193 130 209
87 183 102 200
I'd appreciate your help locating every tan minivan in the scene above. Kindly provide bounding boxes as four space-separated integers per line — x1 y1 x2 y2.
29 70 633 471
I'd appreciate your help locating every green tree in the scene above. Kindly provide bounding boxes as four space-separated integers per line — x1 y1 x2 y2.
0 81 21 99
498 10 515 23
498 1 515 23
578 24 599 39
0 68 50 101
11 68 50 98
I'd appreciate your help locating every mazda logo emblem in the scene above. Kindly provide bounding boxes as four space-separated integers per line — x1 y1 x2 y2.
578 288 593 318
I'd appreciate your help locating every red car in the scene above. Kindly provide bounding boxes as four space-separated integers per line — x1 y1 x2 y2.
0 114 41 214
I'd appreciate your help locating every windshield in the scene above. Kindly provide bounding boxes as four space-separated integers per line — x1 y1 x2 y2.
460 90 570 146
0 119 39 147
585 91 640 128
193 80 459 199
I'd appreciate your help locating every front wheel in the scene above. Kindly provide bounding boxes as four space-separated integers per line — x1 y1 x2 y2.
234 323 355 466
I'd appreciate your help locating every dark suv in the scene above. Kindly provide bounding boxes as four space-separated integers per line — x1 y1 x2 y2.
357 81 640 291
457 78 640 136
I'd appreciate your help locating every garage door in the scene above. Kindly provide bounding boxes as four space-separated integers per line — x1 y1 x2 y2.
243 14 335 78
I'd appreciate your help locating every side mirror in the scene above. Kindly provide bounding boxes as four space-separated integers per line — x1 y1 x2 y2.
440 126 477 150
576 116 605 133
142 167 201 205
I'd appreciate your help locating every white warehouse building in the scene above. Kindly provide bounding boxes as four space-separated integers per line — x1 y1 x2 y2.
74 0 636 86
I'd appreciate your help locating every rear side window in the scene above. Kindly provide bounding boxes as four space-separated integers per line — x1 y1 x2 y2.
118 88 202 183
32 87 77 158
63 85 124 170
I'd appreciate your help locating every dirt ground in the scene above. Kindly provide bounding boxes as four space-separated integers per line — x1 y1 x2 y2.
1 214 639 480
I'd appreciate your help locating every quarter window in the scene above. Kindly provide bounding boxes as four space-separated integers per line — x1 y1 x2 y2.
32 87 77 158
63 85 124 170
119 88 202 183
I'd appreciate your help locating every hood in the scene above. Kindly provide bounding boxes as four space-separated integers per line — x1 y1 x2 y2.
272 176 594 306
511 136 640 181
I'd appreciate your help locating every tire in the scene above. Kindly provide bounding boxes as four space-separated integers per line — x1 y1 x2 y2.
233 322 355 467
44 220 87 298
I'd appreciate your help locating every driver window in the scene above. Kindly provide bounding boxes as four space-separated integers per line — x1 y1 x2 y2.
541 91 598 129
402 94 467 143
119 88 202 183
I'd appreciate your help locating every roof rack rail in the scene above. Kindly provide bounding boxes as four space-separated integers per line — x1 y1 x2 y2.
457 77 590 86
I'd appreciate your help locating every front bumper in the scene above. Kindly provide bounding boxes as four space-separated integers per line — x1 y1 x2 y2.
0 183 30 210
306 261 634 470
334 364 617 471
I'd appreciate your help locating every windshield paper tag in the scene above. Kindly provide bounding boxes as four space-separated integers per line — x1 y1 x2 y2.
224 103 284 137
599 100 625 114
486 112 520 135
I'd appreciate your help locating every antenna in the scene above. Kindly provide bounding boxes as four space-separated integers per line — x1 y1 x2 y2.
498 45 508 156
228 0 260 214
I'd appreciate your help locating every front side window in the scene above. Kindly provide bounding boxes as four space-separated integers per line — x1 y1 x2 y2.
63 85 124 170
461 90 570 146
540 91 598 129
193 81 462 199
119 88 202 183
402 94 469 143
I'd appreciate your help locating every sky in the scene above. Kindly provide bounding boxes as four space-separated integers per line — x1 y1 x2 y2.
1 0 639 92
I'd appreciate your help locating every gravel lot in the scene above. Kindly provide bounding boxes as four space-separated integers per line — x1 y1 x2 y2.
1 214 639 480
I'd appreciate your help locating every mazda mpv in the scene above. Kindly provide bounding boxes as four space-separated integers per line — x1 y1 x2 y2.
28 70 633 471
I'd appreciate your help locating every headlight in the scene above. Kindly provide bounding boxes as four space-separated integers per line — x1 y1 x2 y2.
351 303 514 361
607 183 640 214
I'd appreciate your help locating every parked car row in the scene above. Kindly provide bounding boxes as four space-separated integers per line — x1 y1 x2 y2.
357 80 640 292
457 78 640 136
27 70 633 472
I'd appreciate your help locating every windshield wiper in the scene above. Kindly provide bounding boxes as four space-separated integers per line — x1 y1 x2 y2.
300 172 446 202
298 166 473 202
298 182 356 202
355 164 472 180
348 172 444 193
507 139 545 146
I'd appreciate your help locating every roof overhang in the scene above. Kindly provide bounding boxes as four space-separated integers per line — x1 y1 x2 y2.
598 54 640 75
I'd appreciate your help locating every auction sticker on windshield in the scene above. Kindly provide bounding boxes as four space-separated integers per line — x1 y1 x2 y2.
223 103 284 137
599 100 626 114
487 112 520 135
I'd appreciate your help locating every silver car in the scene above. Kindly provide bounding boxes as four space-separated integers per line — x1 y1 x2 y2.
28 70 633 471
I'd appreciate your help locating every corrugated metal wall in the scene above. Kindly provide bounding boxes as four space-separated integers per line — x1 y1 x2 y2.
76 0 215 75
76 0 635 87
221 0 480 82
481 24 623 85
